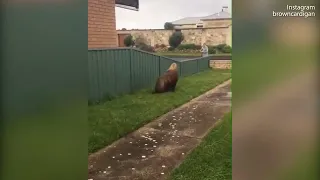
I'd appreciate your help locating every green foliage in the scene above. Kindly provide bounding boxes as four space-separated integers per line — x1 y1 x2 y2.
168 46 175 51
131 36 155 52
137 42 155 52
208 46 217 54
159 42 231 54
174 43 231 54
222 45 232 53
177 43 201 50
203 44 231 54
215 43 228 53
169 32 184 48
123 35 134 47
164 22 174 30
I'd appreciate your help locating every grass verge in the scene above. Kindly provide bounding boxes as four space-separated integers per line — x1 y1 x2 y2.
170 112 232 180
88 69 231 153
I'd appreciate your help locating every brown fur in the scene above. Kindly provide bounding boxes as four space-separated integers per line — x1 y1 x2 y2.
153 63 179 93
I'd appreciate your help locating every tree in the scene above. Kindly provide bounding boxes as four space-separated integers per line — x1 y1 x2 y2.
164 22 174 30
169 32 184 48
124 35 134 47
121 28 127 30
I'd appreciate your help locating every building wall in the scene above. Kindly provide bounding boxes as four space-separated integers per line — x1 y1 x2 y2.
210 60 232 69
226 25 232 46
118 26 232 47
203 19 231 28
88 0 118 48
173 19 231 30
174 24 198 29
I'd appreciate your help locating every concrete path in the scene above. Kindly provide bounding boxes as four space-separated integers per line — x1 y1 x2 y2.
88 80 231 180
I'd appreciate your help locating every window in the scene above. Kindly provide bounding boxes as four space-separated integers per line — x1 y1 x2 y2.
196 25 203 28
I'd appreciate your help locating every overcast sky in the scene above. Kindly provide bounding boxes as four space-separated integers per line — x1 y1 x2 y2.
115 0 232 29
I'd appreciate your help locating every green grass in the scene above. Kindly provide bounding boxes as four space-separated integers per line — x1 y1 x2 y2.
88 69 231 153
276 150 319 180
155 52 231 57
233 44 316 103
170 112 232 180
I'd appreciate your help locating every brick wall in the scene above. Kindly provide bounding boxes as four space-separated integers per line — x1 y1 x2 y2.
210 60 232 69
88 0 118 48
203 19 231 28
117 27 231 46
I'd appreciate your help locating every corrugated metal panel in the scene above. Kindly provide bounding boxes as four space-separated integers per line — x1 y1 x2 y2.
88 51 99 101
114 49 131 95
88 49 131 102
180 60 198 77
88 48 219 102
130 50 160 91
197 56 211 72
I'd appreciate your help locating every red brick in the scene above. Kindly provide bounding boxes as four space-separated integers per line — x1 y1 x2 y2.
88 0 117 48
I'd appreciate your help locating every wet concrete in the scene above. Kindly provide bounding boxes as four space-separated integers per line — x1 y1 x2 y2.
88 79 231 180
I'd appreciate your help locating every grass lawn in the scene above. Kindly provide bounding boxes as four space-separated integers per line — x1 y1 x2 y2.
277 150 318 180
88 69 231 153
233 44 315 103
155 52 231 57
170 112 232 180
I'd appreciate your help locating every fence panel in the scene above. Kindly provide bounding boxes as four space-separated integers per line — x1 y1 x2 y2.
88 49 131 102
88 52 99 101
159 56 181 76
130 50 160 91
180 60 198 77
88 48 228 102
197 56 211 72
113 50 131 95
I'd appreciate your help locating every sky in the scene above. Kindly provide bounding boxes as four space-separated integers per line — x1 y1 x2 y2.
115 0 232 29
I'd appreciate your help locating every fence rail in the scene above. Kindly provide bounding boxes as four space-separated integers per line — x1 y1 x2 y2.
88 48 231 102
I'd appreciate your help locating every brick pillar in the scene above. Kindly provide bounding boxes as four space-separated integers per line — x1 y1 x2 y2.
88 0 118 48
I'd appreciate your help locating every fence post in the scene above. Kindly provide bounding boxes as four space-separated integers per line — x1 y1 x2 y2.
179 62 183 77
158 56 161 77
197 58 200 73
129 48 133 93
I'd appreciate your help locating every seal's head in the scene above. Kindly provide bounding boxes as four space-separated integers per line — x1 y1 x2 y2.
168 63 177 71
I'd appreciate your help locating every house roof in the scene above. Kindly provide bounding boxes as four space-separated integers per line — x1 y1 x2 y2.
171 17 203 25
115 0 139 11
200 11 231 20
171 9 231 25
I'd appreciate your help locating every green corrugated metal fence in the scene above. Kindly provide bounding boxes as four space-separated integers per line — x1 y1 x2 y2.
88 48 215 102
